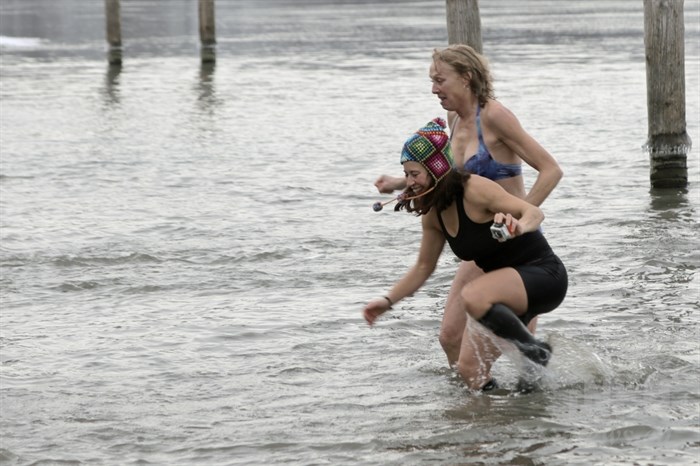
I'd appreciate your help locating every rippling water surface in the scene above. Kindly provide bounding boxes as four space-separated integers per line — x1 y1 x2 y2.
1 1 699 465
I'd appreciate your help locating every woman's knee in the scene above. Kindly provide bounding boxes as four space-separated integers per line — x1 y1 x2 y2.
460 268 527 319
460 284 487 318
441 287 467 344
439 322 462 349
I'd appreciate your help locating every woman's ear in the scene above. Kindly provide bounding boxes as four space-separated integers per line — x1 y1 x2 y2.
462 72 472 88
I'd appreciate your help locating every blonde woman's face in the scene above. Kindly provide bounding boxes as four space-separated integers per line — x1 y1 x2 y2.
429 60 469 111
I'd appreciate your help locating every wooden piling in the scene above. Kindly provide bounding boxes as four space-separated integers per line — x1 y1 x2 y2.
199 0 216 63
104 0 122 65
445 0 483 52
643 0 690 189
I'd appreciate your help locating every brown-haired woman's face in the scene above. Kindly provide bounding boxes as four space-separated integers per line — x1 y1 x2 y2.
403 161 433 195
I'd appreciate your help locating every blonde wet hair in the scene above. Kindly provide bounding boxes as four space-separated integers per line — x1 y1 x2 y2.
432 44 495 107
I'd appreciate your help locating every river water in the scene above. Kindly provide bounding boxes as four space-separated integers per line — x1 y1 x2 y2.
1 1 698 465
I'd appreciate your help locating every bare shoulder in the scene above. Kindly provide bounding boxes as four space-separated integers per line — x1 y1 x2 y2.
481 100 522 134
468 173 503 190
466 173 509 201
462 175 506 220
423 208 442 230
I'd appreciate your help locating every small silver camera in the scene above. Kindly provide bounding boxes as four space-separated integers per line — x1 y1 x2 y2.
490 222 513 242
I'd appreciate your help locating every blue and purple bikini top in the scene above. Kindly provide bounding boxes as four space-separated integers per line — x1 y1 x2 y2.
453 105 522 180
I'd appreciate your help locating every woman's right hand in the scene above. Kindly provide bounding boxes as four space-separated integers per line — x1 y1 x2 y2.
374 175 405 194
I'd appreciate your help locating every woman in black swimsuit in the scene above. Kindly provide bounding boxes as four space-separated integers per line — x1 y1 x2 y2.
363 119 567 382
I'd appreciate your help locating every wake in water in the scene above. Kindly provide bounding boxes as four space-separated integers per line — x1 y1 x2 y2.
452 321 616 395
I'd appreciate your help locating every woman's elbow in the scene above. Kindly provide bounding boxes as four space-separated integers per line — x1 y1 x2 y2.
549 165 563 185
529 205 545 227
415 261 437 279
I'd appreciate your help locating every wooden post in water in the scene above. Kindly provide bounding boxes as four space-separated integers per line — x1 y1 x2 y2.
199 0 216 63
104 0 122 65
643 0 690 189
445 0 483 52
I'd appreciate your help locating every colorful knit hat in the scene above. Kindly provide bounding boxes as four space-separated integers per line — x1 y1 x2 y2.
400 117 454 183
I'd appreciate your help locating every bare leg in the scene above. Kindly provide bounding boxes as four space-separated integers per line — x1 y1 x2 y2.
456 315 540 390
456 316 502 389
443 265 540 389
439 261 484 366
455 267 539 388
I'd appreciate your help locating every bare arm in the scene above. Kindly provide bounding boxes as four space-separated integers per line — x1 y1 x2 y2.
486 105 563 206
466 175 545 236
374 175 406 194
363 213 446 326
